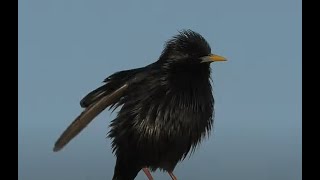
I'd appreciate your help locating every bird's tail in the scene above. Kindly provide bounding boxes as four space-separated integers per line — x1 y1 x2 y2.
112 158 141 180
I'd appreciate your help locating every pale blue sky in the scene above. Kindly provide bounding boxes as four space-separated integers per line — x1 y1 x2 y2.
18 0 302 179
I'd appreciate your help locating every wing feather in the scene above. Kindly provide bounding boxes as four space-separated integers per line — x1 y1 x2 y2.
53 84 128 152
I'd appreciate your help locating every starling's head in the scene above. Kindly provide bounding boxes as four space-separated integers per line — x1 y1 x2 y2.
159 29 226 64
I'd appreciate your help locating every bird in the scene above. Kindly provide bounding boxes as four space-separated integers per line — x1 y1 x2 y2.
53 29 226 180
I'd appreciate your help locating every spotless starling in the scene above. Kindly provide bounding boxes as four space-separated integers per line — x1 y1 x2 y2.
53 29 226 180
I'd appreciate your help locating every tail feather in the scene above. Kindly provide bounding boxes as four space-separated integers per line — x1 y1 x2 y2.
112 158 141 180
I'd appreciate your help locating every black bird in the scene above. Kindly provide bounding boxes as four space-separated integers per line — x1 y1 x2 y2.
53 29 226 180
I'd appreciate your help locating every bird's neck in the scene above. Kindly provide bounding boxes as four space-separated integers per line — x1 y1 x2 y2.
163 62 211 91
160 62 214 116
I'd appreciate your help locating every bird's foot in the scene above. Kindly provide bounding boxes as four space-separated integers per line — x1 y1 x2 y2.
142 168 154 180
168 171 178 180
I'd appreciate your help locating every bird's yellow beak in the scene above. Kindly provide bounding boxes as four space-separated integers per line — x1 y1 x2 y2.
208 54 227 62
201 54 227 63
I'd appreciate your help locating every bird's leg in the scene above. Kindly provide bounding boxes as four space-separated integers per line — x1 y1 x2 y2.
168 171 178 180
142 168 154 180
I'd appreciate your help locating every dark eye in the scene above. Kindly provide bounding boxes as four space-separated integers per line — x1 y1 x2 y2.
189 52 198 57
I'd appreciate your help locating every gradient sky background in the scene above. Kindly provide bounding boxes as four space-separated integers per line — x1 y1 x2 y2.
18 0 302 179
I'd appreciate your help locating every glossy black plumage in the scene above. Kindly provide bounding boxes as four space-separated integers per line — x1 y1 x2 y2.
53 29 226 180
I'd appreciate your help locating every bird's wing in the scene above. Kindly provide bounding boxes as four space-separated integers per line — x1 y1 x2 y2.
80 68 146 108
53 84 128 152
